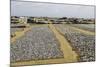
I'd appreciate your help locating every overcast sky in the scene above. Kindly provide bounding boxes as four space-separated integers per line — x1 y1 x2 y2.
11 1 95 18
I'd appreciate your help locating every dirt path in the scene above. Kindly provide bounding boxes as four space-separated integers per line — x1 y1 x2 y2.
48 22 78 62
67 25 95 36
11 24 48 43
11 27 32 43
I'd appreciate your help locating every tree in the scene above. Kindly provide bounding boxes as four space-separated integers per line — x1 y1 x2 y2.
73 18 79 24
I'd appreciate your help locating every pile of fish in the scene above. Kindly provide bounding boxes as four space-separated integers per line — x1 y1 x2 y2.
11 26 63 62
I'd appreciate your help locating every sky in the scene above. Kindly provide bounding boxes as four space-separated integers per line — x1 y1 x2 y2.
11 0 95 18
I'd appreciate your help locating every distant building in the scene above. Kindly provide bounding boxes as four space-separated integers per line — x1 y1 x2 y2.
11 16 28 24
19 17 27 24
11 16 19 24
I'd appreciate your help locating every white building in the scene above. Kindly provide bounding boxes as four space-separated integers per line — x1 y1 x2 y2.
19 17 28 24
11 16 28 24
